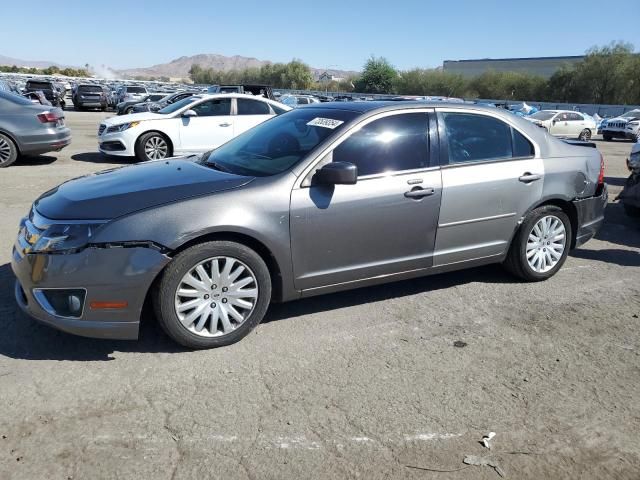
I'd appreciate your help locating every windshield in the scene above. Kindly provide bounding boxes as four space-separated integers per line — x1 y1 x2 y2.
158 96 200 114
621 110 640 119
126 86 146 93
0 90 33 105
529 111 556 121
203 108 358 177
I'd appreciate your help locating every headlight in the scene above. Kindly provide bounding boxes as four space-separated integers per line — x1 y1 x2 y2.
629 152 640 169
106 121 140 133
31 223 103 253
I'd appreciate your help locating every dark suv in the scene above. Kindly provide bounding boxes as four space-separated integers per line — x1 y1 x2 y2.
24 80 65 108
73 84 108 111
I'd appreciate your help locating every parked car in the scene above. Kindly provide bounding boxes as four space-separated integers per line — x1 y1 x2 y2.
0 90 71 167
600 109 640 141
280 94 321 107
116 93 168 115
207 84 275 100
525 110 596 141
72 84 109 111
98 94 290 161
23 91 52 106
24 80 65 108
130 91 196 114
117 85 148 103
14 102 607 348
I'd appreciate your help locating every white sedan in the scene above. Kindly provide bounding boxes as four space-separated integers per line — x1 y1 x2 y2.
98 94 291 161
524 110 597 141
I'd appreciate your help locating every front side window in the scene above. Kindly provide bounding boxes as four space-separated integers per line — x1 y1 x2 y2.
237 98 271 115
442 112 534 163
192 98 231 116
332 113 429 177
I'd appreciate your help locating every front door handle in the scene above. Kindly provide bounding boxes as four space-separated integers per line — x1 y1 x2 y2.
219 123 232 127
519 173 542 183
404 187 435 199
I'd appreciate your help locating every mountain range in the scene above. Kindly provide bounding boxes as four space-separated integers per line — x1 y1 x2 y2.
0 53 358 80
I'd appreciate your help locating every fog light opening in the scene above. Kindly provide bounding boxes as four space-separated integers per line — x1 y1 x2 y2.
33 288 86 319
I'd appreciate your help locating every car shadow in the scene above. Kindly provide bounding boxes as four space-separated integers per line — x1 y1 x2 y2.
604 176 628 187
14 155 57 166
71 152 134 165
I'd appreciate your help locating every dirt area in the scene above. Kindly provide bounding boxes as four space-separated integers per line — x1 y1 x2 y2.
0 110 638 479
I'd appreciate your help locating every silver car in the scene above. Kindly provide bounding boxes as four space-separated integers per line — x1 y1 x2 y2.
0 91 71 167
12 102 607 348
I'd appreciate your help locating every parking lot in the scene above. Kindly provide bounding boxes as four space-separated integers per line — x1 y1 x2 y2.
0 109 638 479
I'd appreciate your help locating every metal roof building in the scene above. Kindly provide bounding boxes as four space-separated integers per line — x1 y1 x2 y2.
442 56 585 78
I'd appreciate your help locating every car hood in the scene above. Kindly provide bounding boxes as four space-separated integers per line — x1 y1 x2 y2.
35 157 254 220
104 111 164 125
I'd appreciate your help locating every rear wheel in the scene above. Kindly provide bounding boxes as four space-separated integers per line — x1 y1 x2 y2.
153 241 272 349
135 132 172 162
0 133 18 168
126 107 134 114
504 205 572 281
578 129 591 141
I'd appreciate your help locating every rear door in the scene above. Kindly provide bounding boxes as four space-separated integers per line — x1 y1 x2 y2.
434 110 543 265
290 110 442 290
178 97 234 151
233 98 275 136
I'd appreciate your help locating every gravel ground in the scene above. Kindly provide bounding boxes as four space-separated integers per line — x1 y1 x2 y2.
0 110 638 480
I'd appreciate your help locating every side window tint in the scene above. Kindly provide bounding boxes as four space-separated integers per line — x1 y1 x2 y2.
237 98 271 115
192 98 231 116
333 113 429 177
513 129 534 158
442 113 512 163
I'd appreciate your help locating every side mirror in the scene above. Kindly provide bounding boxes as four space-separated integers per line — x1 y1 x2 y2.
314 162 358 185
182 109 197 117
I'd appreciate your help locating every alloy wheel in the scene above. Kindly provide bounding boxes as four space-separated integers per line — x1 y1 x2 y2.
526 215 566 273
0 137 11 164
144 136 168 160
174 256 259 337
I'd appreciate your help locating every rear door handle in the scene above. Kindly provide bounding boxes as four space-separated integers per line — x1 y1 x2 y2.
219 123 232 127
404 187 435 199
519 173 542 183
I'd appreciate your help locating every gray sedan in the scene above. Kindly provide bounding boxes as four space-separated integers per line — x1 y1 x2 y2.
12 102 607 348
0 91 71 167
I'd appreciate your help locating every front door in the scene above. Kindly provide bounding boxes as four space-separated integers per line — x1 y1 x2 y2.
434 110 544 265
178 98 234 152
290 111 442 291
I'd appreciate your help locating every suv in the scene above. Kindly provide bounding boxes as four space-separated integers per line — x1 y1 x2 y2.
24 80 65 108
117 85 148 103
601 109 640 141
14 102 607 348
206 84 275 100
72 84 108 111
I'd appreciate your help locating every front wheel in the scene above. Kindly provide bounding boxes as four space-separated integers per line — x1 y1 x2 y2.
504 206 572 281
578 129 591 141
135 132 171 162
153 241 272 349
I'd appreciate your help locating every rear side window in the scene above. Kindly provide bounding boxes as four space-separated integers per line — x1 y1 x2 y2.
333 113 429 177
442 113 534 163
236 98 271 115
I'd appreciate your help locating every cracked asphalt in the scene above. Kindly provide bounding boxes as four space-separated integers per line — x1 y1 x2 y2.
0 110 638 479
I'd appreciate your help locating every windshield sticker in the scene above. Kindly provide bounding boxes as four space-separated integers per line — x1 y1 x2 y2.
307 117 344 129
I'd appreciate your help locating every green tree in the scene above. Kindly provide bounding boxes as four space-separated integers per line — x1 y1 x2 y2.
353 56 397 94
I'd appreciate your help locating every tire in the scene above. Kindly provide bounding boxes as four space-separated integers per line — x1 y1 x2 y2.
578 129 591 141
153 241 272 349
126 107 134 114
603 134 612 141
0 133 18 168
134 132 172 162
503 205 572 282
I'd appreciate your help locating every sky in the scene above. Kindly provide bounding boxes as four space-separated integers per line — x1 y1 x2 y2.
1 0 638 72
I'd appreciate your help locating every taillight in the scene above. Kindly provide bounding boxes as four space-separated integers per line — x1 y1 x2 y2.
598 153 605 185
37 112 59 123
